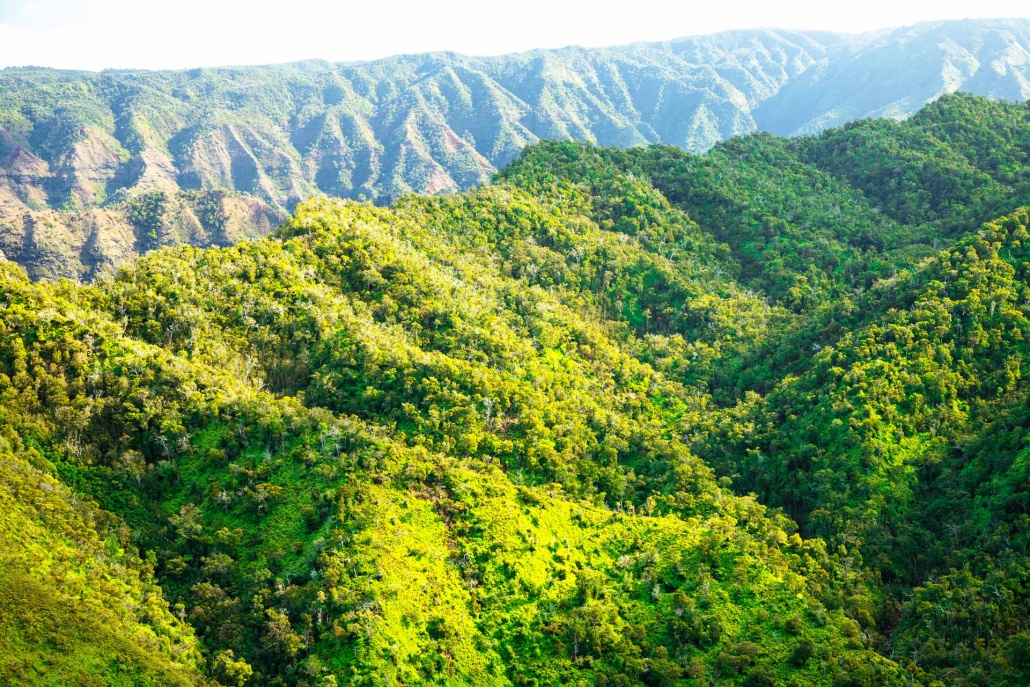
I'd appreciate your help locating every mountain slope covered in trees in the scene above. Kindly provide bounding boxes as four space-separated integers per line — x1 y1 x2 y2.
0 186 898 687
4 93 1030 686
4 19 1030 280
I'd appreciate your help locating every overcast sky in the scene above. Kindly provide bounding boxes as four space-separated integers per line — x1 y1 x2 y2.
0 0 1028 71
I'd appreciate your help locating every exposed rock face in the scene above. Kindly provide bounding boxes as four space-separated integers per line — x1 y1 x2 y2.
0 190 284 281
2 19 1030 279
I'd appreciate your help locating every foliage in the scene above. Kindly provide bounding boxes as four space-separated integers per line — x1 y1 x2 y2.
5 94 1030 686
0 187 899 684
128 190 168 249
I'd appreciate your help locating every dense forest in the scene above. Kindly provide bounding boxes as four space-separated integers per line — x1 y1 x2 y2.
3 93 1030 686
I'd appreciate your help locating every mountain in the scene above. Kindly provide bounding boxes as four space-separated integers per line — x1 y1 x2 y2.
5 93 1030 686
3 19 1030 280
0 160 903 687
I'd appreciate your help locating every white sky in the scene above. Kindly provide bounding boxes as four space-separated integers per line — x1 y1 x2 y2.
0 0 1028 71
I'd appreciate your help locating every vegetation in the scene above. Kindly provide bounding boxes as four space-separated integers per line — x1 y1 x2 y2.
4 93 1030 685
5 19 1030 280
128 190 168 249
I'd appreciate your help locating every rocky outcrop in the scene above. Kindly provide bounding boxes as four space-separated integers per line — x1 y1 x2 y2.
0 191 284 281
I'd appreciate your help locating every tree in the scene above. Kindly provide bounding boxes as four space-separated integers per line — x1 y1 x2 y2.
212 649 254 687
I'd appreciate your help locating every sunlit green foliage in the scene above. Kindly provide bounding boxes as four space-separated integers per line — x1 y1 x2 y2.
0 190 898 685
128 191 169 249
4 94 1030 686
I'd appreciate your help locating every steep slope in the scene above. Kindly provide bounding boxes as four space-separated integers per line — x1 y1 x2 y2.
0 188 283 281
0 187 906 685
4 19 1030 279
489 114 1030 685
0 264 205 686
793 93 1030 232
694 209 1030 686
0 450 205 687
7 80 1030 687
754 19 1030 135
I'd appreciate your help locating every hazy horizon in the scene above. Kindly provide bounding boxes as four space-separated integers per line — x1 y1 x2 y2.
1 0 1029 71
2 16 1030 74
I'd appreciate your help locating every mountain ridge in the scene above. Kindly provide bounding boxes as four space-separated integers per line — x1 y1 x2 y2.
3 18 1030 281
6 93 1030 685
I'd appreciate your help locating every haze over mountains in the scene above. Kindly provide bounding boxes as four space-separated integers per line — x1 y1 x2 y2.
2 17 1030 280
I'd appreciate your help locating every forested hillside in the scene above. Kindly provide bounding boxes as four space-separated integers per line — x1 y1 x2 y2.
4 19 1030 280
4 92 1030 686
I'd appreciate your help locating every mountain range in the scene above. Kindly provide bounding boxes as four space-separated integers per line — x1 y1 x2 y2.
5 91 1030 686
3 18 1030 280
